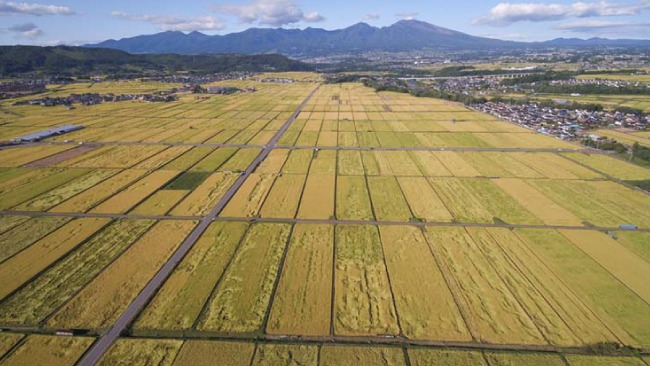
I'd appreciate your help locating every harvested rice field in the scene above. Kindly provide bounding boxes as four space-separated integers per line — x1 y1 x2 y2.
1 79 649 364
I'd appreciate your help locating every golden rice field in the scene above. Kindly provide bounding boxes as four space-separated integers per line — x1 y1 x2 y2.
1 79 650 364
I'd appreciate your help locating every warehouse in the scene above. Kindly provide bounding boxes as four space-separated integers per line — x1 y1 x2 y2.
11 125 84 143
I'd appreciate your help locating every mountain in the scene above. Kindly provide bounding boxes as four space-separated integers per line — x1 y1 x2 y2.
0 46 313 76
88 20 517 56
542 37 650 47
87 20 650 57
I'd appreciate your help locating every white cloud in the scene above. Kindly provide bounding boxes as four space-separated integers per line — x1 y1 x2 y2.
364 13 380 20
554 19 650 32
396 12 419 20
0 1 74 16
5 22 43 38
480 32 531 40
475 1 650 26
215 0 325 27
303 12 324 22
111 11 226 32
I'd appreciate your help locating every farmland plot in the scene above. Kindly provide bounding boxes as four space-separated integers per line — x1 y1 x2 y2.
561 230 650 305
366 176 413 222
467 228 600 346
408 349 487 366
0 218 110 301
0 145 73 168
423 227 546 345
0 168 88 210
335 225 399 336
566 355 647 366
494 178 583 226
516 229 650 347
135 223 248 330
409 151 451 176
397 177 453 222
97 339 183 366
308 150 337 174
281 150 312 174
162 147 215 171
432 152 481 177
251 344 318 366
50 169 149 213
173 341 254 366
615 232 650 264
255 149 289 174
0 335 93 366
267 224 333 336
68 145 166 168
0 216 71 264
197 223 291 332
220 173 276 218
218 148 261 172
428 178 493 223
13 169 118 211
484 352 566 366
337 150 365 175
512 152 579 179
380 225 470 341
320 346 405 366
190 148 237 172
91 170 178 214
529 180 650 228
48 220 195 329
562 153 650 180
336 176 374 220
486 228 617 345
0 333 23 358
461 178 540 225
170 172 238 216
485 153 545 178
297 174 335 219
130 190 188 216
459 152 513 178
259 174 306 219
0 219 155 326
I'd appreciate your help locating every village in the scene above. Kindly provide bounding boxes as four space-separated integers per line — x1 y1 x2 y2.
475 101 649 141
12 91 178 108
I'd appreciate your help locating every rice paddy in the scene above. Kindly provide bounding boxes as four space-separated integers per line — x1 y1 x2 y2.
1 79 649 364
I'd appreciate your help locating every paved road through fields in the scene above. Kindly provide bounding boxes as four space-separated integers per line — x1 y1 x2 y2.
76 84 321 366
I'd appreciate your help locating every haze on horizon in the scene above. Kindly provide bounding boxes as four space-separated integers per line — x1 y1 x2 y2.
0 0 649 47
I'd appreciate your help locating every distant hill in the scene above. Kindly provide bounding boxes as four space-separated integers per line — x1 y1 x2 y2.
87 20 650 57
0 46 313 76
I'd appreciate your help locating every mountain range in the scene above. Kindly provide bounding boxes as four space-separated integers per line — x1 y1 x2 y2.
87 20 650 57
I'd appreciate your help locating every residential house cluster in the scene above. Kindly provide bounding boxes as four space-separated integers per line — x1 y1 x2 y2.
475 102 649 140
13 92 177 107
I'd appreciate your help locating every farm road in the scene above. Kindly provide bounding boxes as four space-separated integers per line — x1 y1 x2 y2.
76 84 322 366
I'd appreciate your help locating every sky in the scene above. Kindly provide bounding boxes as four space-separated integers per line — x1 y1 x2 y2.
0 0 649 46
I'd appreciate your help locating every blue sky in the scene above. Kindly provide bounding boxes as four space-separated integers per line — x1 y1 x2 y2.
1 0 649 45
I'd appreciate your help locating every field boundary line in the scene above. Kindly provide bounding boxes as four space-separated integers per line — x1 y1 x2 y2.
0 210 201 221
76 83 321 366
214 216 650 233
3 210 650 232
259 223 295 335
0 218 114 309
191 225 253 330
107 332 650 355
558 153 650 197
512 230 627 346
38 220 161 329
420 227 477 342
557 230 650 309
468 228 550 345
